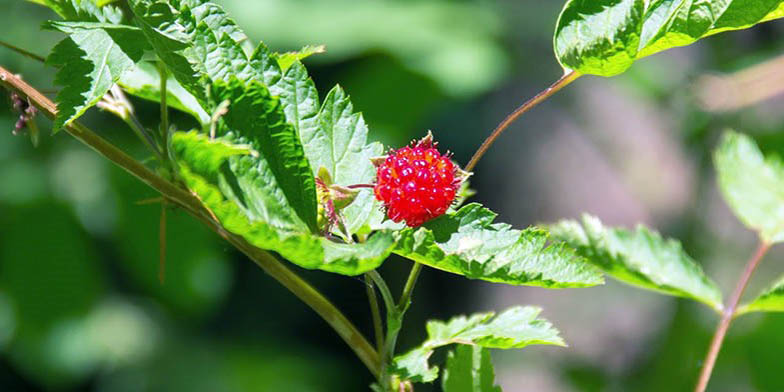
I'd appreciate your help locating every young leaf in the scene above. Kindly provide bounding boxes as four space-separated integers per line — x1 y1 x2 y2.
45 22 148 129
171 131 395 275
392 306 564 383
714 131 784 244
738 275 784 315
211 78 319 233
554 0 784 77
118 61 210 125
393 203 604 288
442 346 503 392
275 44 326 72
549 215 723 311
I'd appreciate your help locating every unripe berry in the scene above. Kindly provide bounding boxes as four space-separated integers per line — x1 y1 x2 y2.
373 132 465 227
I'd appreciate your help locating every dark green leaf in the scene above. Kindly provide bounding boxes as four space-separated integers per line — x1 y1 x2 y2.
211 78 318 233
554 0 784 77
393 203 604 288
549 215 723 310
738 275 784 315
45 21 148 130
442 346 502 392
392 306 564 383
714 131 784 244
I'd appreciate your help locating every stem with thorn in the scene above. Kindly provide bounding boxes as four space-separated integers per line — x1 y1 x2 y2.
0 65 381 379
694 241 771 392
465 71 580 172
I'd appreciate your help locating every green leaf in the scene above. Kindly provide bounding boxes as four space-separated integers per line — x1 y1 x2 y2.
714 131 784 244
170 130 252 174
33 0 124 23
305 85 386 235
171 138 395 275
442 346 502 392
393 203 603 288
392 306 564 383
554 0 784 77
549 215 723 311
275 44 325 72
211 78 318 233
738 275 784 314
45 21 148 130
118 61 210 124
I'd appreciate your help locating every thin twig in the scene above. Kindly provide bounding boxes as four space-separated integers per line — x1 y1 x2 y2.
0 65 381 378
365 274 385 353
0 40 46 63
465 71 581 172
694 241 771 392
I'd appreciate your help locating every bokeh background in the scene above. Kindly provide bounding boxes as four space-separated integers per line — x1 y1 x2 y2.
2 0 784 391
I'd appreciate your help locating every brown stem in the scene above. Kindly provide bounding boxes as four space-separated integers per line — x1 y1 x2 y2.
694 241 771 392
465 71 581 172
0 66 381 377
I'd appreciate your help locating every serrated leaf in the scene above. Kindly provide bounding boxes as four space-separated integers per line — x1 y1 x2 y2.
442 346 502 392
549 215 723 311
738 275 784 315
554 0 784 77
45 21 147 130
714 131 784 244
33 0 124 23
118 61 210 124
211 78 318 233
392 306 564 383
305 85 386 235
393 203 603 288
275 44 325 72
171 137 395 275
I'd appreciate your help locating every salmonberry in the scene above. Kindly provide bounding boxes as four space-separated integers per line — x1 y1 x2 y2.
373 132 466 227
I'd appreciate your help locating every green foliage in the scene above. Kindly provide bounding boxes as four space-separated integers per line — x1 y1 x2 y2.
738 275 784 315
714 131 784 244
442 346 502 392
275 44 325 72
392 306 564 383
554 0 784 77
171 130 395 276
45 21 148 129
211 78 319 233
118 62 210 125
394 203 604 288
170 131 252 173
549 215 723 311
30 0 124 23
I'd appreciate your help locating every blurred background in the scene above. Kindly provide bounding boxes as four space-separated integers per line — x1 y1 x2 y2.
1 0 784 390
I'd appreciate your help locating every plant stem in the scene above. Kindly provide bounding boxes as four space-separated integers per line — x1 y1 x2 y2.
465 71 581 172
366 273 385 352
158 62 170 161
398 262 422 312
0 40 46 63
0 65 381 378
694 241 771 392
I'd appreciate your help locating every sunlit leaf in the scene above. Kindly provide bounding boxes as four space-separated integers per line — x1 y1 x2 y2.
45 21 148 129
738 275 784 315
393 203 604 288
392 306 564 383
554 0 784 77
549 215 723 311
714 130 784 244
275 44 325 72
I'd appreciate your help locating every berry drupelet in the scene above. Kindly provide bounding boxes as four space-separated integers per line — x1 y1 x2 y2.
373 132 466 227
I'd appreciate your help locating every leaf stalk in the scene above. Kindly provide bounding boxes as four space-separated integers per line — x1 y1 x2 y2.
465 71 580 172
694 241 771 392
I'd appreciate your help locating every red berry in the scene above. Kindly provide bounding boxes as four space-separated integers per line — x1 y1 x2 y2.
373 133 462 227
